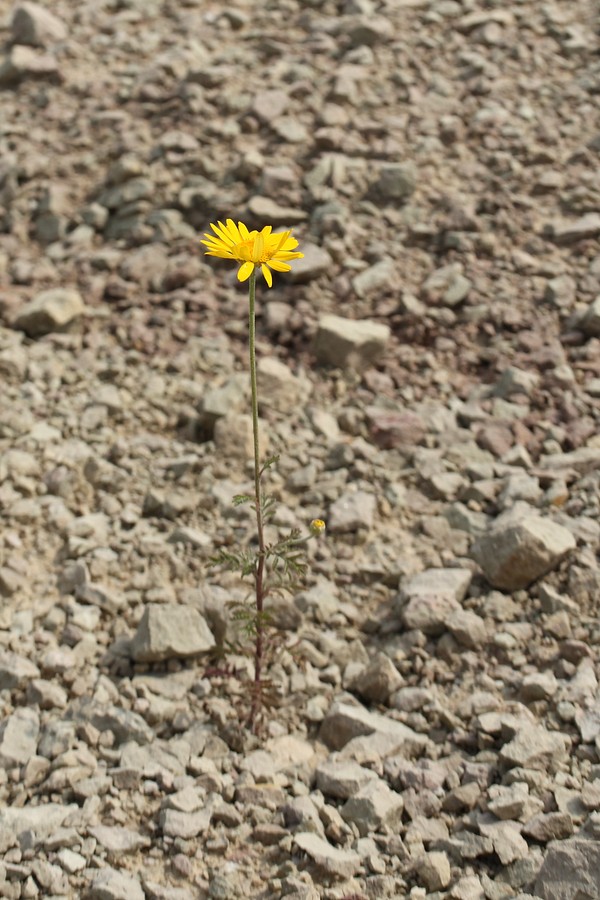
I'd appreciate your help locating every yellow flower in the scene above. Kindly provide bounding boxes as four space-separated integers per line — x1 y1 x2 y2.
309 519 326 536
201 219 304 288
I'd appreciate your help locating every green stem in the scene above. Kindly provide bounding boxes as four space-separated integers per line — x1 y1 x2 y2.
248 269 266 731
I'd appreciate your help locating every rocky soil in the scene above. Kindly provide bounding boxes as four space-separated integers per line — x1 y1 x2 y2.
0 0 600 898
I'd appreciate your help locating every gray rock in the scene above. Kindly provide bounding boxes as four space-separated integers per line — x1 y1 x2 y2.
159 807 212 839
84 867 145 900
130 605 215 662
523 812 574 842
499 724 569 773
88 826 151 855
416 851 451 891
0 803 77 839
289 243 333 283
0 651 40 690
315 759 379 799
422 263 472 307
313 314 390 370
14 288 85 337
400 567 472 635
320 699 430 755
478 818 529 865
352 258 395 298
341 777 403 836
328 489 377 532
247 195 307 225
11 2 67 46
446 609 487 648
368 162 416 204
293 832 361 879
257 357 311 413
547 213 600 244
0 45 60 85
351 651 403 703
471 515 576 590
534 839 600 899
494 366 539 399
582 295 600 337
0 707 39 765
68 699 154 746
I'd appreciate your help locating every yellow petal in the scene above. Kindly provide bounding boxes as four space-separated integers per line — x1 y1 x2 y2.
237 261 255 282
253 232 265 263
267 260 292 272
261 263 273 287
239 221 251 240
226 219 243 243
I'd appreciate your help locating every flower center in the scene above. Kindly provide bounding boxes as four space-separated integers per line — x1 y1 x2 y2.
235 236 269 265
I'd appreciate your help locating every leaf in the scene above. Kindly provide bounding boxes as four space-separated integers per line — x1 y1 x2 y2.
232 493 252 507
260 454 280 476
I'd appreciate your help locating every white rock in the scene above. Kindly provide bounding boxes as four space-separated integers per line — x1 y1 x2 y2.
294 832 361 878
14 288 85 337
0 707 39 765
313 314 390 370
130 605 215 662
471 515 576 590
11 2 67 46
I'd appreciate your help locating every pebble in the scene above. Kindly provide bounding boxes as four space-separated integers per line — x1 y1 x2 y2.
11 2 67 46
293 832 361 879
471 514 576 590
13 289 85 337
313 315 391 370
130 605 215 662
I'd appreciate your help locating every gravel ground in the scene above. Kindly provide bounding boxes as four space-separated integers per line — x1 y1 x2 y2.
0 0 599 898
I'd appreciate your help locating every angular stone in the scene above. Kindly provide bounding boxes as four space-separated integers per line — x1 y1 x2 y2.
351 651 403 703
130 605 215 662
471 515 576 590
159 807 212 839
523 812 574 842
315 760 379 800
422 263 471 307
499 724 569 773
416 851 451 891
320 700 429 755
400 567 472 635
257 356 311 413
313 314 390 370
88 826 151 855
368 162 416 204
341 778 403 836
365 407 426 450
11 2 67 46
84 866 145 900
534 839 600 899
0 45 60 85
446 609 487 648
328 489 376 532
547 213 600 244
0 707 39 765
0 803 77 839
0 651 40 690
289 243 333 283
582 295 600 337
294 832 361 879
68 699 154 746
14 288 85 337
478 818 529 865
352 258 395 298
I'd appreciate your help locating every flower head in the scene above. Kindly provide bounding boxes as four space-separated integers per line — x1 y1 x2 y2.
309 518 326 536
201 219 304 288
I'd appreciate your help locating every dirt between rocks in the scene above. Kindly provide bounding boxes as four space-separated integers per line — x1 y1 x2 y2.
0 0 599 898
